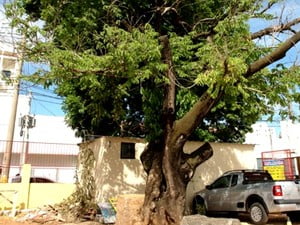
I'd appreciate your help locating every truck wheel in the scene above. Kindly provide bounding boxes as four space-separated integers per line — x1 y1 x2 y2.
249 202 268 225
192 196 206 215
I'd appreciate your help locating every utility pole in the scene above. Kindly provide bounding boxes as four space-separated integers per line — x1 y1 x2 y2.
0 55 22 183
0 3 24 183
20 92 34 165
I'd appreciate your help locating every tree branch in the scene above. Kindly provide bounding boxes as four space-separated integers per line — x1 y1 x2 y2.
159 35 176 132
246 31 300 77
180 142 213 181
174 91 222 139
251 17 300 40
256 2 276 15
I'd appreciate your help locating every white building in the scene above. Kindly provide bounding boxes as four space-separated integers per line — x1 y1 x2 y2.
245 121 300 157
0 13 81 182
245 120 300 179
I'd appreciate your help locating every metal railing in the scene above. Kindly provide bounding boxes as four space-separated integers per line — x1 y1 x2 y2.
0 140 79 183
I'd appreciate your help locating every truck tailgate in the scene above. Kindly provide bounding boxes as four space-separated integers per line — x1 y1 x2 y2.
275 180 300 200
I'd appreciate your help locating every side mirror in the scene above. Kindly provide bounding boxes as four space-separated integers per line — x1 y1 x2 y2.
205 185 212 190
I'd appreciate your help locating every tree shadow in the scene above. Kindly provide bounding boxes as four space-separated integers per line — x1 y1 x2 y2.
90 136 147 204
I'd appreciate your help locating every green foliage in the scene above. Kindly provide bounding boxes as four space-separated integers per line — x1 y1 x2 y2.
6 0 300 143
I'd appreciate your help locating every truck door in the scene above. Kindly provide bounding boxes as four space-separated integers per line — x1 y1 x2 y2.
223 174 240 211
206 175 232 211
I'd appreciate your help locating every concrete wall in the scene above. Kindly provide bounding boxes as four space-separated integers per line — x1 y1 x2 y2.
28 183 75 209
89 136 146 203
0 164 75 210
86 136 256 210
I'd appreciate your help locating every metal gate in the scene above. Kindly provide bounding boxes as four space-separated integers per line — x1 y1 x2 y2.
261 149 294 180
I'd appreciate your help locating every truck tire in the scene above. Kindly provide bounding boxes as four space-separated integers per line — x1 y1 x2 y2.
192 196 207 215
249 202 268 225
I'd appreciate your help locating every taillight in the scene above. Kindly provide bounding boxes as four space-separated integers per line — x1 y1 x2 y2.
273 185 283 196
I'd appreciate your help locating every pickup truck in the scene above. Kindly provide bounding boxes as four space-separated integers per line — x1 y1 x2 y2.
192 169 300 225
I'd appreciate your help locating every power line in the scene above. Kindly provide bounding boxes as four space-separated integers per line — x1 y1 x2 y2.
31 100 57 116
30 91 63 100
32 96 62 105
20 81 58 92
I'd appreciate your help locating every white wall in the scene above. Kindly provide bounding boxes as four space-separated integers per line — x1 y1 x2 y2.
29 115 81 144
0 93 81 183
245 121 300 158
0 5 22 53
0 93 80 144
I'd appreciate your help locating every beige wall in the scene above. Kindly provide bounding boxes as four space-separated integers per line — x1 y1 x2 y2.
86 137 256 211
0 164 75 211
28 183 75 209
89 136 147 203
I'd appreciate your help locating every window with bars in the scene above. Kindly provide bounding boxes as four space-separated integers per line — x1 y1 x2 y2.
2 70 11 78
120 142 135 159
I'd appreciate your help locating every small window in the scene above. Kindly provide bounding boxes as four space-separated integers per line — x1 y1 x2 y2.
2 70 11 78
120 142 135 159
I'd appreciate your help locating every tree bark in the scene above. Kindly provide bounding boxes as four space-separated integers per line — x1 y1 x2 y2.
138 36 219 225
251 17 300 40
139 140 214 225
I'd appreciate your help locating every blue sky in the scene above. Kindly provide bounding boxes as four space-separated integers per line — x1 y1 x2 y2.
21 62 65 116
249 0 300 67
0 2 65 116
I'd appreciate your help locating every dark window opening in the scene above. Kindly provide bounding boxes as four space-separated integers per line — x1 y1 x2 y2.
2 70 11 78
120 142 135 159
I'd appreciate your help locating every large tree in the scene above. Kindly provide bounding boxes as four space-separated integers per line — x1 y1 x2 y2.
6 0 300 224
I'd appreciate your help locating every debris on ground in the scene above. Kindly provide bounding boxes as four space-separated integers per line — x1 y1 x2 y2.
0 198 122 225
0 205 105 225
98 203 116 224
15 206 65 224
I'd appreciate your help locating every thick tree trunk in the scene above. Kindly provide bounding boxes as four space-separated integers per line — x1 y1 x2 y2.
139 139 213 225
136 35 216 225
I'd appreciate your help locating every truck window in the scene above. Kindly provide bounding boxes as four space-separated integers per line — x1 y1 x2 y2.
244 172 273 183
211 175 231 189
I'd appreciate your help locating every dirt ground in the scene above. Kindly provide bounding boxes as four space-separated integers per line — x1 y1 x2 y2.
0 216 56 225
0 216 102 225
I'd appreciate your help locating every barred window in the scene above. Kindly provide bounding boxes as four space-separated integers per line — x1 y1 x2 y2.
2 70 11 78
120 142 135 159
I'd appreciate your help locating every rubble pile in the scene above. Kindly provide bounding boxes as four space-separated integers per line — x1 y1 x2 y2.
15 206 65 224
8 206 104 225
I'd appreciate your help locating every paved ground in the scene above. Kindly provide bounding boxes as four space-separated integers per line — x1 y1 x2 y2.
236 213 300 225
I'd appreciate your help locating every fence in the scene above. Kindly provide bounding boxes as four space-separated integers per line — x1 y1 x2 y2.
0 140 79 183
261 149 295 180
